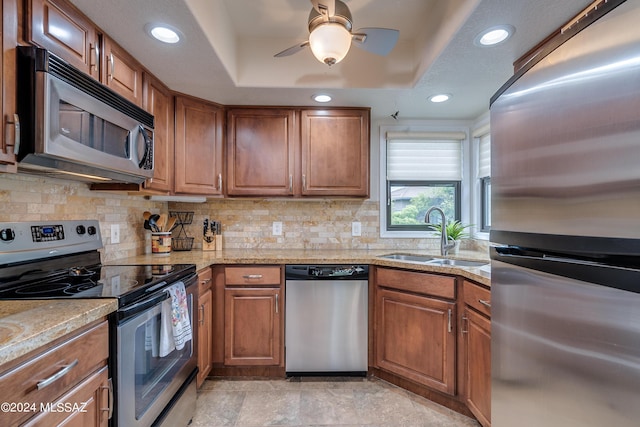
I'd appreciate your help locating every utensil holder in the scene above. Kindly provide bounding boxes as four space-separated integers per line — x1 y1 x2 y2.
151 232 171 255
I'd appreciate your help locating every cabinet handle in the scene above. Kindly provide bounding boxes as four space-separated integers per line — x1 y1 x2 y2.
302 174 307 191
447 309 452 333
200 278 211 285
6 114 20 154
90 43 99 72
108 53 115 81
37 359 79 390
289 175 293 192
242 274 263 279
218 173 223 191
478 299 491 308
461 315 469 334
275 293 279 314
199 304 205 325
100 378 114 419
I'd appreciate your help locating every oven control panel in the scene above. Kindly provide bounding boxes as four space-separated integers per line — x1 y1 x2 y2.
0 220 103 264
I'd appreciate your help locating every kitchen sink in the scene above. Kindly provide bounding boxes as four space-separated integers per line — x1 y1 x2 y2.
426 259 489 267
379 253 435 263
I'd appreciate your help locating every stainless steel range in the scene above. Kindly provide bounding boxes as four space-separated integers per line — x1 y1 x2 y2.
0 220 198 427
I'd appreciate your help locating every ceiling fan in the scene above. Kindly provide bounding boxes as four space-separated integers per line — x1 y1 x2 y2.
274 0 399 66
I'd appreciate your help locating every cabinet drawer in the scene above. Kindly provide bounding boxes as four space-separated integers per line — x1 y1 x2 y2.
376 267 455 299
0 321 108 426
225 266 281 286
463 280 491 317
198 267 213 294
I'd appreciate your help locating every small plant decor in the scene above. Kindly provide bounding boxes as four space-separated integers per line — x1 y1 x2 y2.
429 220 473 241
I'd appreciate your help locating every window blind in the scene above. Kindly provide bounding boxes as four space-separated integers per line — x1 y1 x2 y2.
387 137 463 181
478 133 491 178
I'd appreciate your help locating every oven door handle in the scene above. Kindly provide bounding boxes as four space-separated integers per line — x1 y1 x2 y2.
118 292 170 321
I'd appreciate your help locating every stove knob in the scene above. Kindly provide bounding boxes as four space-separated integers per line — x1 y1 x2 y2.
0 228 15 242
76 225 86 235
87 226 97 236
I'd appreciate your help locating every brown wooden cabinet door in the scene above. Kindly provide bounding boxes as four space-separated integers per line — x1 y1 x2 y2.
103 36 143 106
301 109 370 197
227 108 297 196
375 288 456 395
224 287 281 366
174 95 224 195
22 366 110 427
142 74 174 193
0 0 18 171
463 307 491 427
197 288 213 387
28 0 100 80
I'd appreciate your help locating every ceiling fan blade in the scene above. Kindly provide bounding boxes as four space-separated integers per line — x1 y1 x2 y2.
352 28 399 56
274 41 310 57
310 0 335 18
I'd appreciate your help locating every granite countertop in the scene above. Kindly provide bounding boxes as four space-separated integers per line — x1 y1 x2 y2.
114 248 492 286
0 248 489 367
0 299 118 367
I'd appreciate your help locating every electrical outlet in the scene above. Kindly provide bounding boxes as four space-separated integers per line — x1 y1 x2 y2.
111 224 120 244
352 221 362 237
272 221 283 236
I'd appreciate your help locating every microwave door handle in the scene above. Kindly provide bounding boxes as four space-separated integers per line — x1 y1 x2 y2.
137 125 152 169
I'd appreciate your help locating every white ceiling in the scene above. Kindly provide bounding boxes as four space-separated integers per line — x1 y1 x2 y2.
68 0 592 120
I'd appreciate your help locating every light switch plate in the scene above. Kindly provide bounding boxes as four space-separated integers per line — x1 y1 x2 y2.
272 221 283 236
111 224 120 244
352 221 362 237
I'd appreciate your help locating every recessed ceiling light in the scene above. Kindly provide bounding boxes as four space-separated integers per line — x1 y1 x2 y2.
312 94 332 103
146 24 181 44
474 25 515 47
429 94 451 103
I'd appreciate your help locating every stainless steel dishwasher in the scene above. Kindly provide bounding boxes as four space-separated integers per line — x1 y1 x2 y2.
285 264 369 375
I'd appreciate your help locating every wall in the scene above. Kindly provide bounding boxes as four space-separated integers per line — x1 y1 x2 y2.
0 174 486 261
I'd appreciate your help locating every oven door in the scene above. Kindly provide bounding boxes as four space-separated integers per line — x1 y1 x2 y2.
114 278 197 427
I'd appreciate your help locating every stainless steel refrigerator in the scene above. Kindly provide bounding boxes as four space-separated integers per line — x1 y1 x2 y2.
490 0 640 426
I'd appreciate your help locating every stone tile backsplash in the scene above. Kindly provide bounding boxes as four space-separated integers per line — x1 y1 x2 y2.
0 174 487 261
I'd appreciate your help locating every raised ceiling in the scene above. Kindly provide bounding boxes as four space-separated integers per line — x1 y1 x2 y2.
68 0 592 120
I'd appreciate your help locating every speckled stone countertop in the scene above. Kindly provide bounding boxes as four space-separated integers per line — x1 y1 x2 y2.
113 248 491 287
0 299 118 367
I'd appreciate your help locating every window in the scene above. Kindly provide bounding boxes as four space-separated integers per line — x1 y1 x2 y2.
385 132 465 232
477 132 491 231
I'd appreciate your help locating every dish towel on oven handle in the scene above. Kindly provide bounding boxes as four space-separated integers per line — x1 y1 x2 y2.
159 281 193 357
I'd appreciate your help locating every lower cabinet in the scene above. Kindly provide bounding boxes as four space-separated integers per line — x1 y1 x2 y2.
461 280 491 427
222 266 283 367
0 320 110 426
224 286 281 366
196 267 213 388
375 286 456 395
22 366 110 427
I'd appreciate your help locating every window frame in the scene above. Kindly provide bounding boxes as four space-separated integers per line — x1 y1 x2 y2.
480 176 491 232
379 123 471 239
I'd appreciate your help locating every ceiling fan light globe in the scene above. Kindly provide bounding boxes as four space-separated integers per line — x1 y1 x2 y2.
309 23 352 66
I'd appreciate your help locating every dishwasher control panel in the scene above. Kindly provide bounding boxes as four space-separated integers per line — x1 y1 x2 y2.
285 265 369 280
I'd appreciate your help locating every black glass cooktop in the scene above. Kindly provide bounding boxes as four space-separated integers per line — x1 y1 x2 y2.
0 263 196 304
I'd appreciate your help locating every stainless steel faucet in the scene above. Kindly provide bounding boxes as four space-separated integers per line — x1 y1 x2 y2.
425 207 456 256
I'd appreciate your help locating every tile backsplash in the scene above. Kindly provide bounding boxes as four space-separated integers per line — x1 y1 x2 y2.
0 174 487 261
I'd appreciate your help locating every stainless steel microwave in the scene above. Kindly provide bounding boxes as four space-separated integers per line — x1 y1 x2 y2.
16 46 154 183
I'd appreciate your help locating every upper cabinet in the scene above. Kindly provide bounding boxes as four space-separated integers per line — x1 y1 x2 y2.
0 0 18 172
142 73 174 193
227 107 370 198
227 108 297 197
301 109 370 197
174 95 225 196
102 35 143 106
28 0 100 80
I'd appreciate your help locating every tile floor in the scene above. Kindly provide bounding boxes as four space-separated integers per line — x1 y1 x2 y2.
191 377 481 427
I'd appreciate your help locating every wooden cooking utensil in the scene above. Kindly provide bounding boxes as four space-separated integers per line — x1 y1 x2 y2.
165 216 177 233
157 213 167 232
